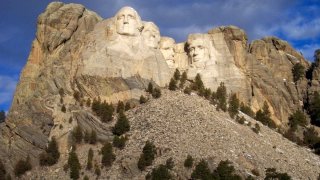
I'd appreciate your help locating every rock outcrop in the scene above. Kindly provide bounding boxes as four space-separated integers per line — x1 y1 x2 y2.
0 2 318 176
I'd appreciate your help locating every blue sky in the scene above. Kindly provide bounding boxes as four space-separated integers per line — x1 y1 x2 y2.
0 0 319 112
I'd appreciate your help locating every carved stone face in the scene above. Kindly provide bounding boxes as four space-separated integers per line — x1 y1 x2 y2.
115 7 141 36
160 37 175 64
188 37 210 63
142 22 160 49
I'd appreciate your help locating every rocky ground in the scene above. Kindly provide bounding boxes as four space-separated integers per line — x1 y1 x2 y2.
24 89 320 180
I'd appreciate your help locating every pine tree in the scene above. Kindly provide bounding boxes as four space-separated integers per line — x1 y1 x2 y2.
72 126 83 144
117 101 125 113
216 82 227 112
169 78 177 91
292 63 305 83
101 142 115 167
112 112 130 136
265 168 292 180
288 109 307 131
180 72 187 88
173 69 181 81
68 150 81 180
148 164 172 180
147 82 154 94
138 141 156 171
86 148 94 170
46 137 60 165
192 73 204 91
228 93 240 119
212 160 242 180
255 101 276 129
125 102 131 111
61 105 67 113
240 102 255 118
184 155 194 168
113 135 127 149
191 159 212 180
152 88 161 98
140 95 147 104
184 86 191 95
86 98 91 107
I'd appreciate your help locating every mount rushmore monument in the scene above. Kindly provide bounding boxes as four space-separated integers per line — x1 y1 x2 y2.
0 2 317 175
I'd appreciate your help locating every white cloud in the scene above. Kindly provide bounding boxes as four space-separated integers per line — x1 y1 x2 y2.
281 17 320 40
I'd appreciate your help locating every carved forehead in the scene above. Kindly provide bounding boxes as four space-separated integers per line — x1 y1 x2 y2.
115 6 141 20
160 37 175 47
143 22 159 33
187 34 210 47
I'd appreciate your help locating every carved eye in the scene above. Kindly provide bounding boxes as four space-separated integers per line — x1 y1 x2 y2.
128 14 135 19
117 15 124 20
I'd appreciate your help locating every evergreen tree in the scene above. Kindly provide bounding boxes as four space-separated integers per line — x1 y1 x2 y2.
113 135 127 149
184 86 191 95
0 110 5 123
228 93 240 119
165 158 174 170
138 141 156 171
240 102 255 118
169 78 177 91
125 102 131 111
265 168 292 180
288 110 307 131
192 73 204 91
255 102 276 129
117 101 125 113
148 164 172 180
212 160 242 180
173 69 181 81
140 95 147 104
216 82 227 112
203 88 212 100
292 63 305 83
68 150 81 180
46 137 60 165
184 155 194 168
73 91 81 102
101 142 115 167
303 127 320 148
191 159 212 180
72 126 83 144
147 82 154 94
112 111 130 136
59 88 65 96
180 72 187 88
0 159 6 180
89 130 97 144
152 88 161 98
86 148 94 170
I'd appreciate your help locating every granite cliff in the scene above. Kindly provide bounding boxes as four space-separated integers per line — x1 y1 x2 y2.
0 2 319 178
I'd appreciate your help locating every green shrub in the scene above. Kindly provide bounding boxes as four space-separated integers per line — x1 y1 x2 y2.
236 116 245 125
125 102 131 111
191 159 212 180
140 95 147 104
95 165 101 177
73 91 81 102
14 156 32 177
83 175 89 180
89 130 97 144
113 135 127 149
112 112 130 136
191 74 204 91
86 98 91 107
101 142 115 167
152 88 161 98
184 155 194 168
165 157 174 170
265 168 292 180
117 101 125 113
212 160 242 180
184 87 191 95
255 102 276 129
147 164 172 180
61 105 66 113
252 123 260 134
